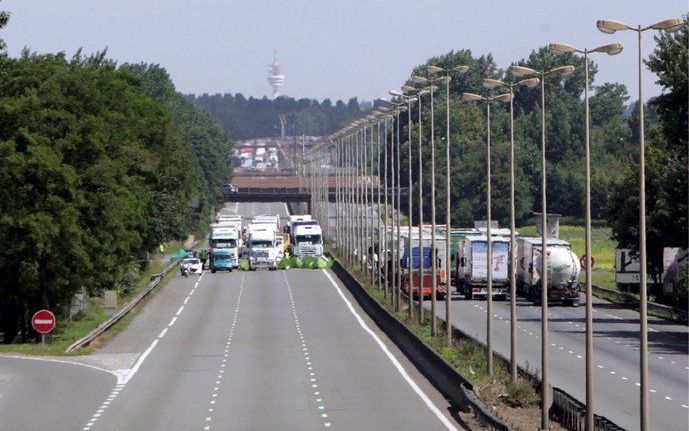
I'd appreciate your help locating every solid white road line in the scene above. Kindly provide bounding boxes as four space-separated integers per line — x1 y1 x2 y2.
321 269 458 431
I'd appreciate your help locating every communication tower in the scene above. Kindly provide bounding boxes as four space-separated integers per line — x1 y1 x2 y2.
267 51 285 100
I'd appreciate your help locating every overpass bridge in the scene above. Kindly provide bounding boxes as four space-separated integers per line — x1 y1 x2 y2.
223 186 410 213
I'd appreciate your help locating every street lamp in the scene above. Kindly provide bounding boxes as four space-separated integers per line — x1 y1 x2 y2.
549 41 623 431
596 16 684 431
391 89 419 321
483 75 539 383
404 83 431 325
428 65 469 344
510 62 574 431
413 78 442 336
461 91 512 378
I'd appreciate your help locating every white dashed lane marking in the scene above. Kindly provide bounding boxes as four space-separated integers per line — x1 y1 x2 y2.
283 272 331 428
203 272 245 431
82 271 205 430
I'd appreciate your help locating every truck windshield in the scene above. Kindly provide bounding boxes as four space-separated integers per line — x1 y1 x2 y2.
251 240 273 248
296 234 321 245
213 254 231 261
212 239 237 248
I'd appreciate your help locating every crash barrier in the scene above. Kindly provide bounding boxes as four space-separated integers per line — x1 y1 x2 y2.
65 257 182 353
551 388 625 431
587 285 688 324
331 259 512 431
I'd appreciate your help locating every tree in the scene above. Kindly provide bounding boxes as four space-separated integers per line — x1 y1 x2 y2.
605 23 689 292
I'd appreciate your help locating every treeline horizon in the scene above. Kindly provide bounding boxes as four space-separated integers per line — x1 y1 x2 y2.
186 93 370 140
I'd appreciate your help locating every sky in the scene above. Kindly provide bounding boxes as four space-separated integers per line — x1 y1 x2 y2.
2 1 686 103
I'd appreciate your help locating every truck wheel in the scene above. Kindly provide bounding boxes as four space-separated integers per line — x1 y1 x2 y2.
211 269 216 274
465 288 472 300
228 268 233 273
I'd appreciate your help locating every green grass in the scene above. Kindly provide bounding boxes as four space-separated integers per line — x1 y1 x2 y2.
0 258 175 356
518 224 618 290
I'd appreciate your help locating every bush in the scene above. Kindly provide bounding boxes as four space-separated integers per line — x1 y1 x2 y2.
673 264 688 311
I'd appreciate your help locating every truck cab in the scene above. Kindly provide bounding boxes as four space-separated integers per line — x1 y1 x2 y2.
210 249 233 273
247 225 279 270
292 224 323 257
209 226 240 268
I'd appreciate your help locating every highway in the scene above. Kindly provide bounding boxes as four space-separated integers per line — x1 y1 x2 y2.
0 201 461 431
430 291 689 431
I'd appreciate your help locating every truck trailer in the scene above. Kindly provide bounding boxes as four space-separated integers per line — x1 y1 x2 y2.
455 235 510 300
516 237 581 306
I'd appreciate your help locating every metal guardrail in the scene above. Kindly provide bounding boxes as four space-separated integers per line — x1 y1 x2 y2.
551 388 625 431
65 257 182 353
589 285 688 324
330 259 512 431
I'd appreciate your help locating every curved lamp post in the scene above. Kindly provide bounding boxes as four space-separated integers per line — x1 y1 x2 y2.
549 41 623 431
483 75 539 384
509 63 575 431
428 65 469 343
595 16 684 431
461 91 512 378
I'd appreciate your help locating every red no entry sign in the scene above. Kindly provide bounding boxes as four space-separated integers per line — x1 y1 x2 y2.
32 309 56 334
580 254 595 269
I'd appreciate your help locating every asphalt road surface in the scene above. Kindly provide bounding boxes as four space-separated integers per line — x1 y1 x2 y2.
0 201 462 431
427 290 689 431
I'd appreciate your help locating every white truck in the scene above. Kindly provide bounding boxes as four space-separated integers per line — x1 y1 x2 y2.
455 234 510 300
247 224 279 270
292 224 324 257
209 226 240 271
516 237 581 306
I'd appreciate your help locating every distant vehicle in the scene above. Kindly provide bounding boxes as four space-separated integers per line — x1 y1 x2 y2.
181 258 203 275
455 235 510 300
210 249 233 273
221 183 238 194
517 237 580 306
247 224 279 270
400 229 447 300
210 226 240 268
292 224 324 257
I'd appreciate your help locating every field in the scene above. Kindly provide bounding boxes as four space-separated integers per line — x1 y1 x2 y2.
517 225 617 289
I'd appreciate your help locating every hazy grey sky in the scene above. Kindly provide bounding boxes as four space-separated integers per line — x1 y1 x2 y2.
3 1 686 102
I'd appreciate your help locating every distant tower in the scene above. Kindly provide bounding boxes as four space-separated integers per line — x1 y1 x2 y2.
267 51 285 100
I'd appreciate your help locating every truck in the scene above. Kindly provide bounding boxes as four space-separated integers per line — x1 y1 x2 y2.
455 235 510 300
247 224 279 270
399 229 447 300
292 224 324 257
209 226 240 271
516 237 581 306
209 249 234 273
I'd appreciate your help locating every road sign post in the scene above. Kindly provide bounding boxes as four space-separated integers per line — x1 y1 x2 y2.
32 309 56 345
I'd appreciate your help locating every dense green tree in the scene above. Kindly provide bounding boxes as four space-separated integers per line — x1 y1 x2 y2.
0 48 234 342
605 23 689 290
188 93 364 139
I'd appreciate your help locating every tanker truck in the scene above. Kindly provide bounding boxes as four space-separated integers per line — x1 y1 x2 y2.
516 237 581 306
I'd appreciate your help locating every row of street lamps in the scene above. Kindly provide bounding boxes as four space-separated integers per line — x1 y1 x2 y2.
318 16 685 431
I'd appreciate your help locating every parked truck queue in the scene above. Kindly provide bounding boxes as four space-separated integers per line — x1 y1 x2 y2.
379 221 581 306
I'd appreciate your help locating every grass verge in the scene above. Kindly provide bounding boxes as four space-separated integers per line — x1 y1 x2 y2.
0 258 175 356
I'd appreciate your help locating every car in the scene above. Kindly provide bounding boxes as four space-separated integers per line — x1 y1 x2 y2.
181 258 203 274
221 183 238 194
